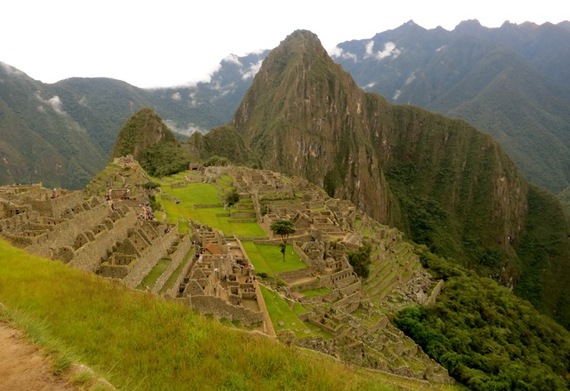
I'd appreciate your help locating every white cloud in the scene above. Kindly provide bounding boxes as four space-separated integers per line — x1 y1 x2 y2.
241 59 263 80
393 89 402 100
36 93 67 115
171 92 182 101
48 96 66 115
222 54 242 66
365 41 375 57
404 72 416 85
330 46 358 62
164 119 205 136
362 81 376 89
0 62 24 77
364 41 401 61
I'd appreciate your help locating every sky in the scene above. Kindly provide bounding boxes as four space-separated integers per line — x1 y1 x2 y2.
2 0 569 88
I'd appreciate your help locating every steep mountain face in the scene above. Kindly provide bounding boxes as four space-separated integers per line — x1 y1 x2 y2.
0 63 108 188
196 30 570 327
332 20 570 192
231 31 394 223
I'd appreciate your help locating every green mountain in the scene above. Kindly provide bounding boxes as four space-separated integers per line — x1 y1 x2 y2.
111 107 189 177
333 20 570 192
0 63 108 188
192 30 570 328
0 52 265 189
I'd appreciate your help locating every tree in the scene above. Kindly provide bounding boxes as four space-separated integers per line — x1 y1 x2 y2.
347 243 372 278
224 188 240 207
270 220 296 261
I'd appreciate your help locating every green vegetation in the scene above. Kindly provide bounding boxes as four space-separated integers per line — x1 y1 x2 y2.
515 185 570 327
111 108 190 178
301 287 331 297
158 181 266 238
260 285 327 338
395 249 570 391
347 243 372 278
139 140 190 177
224 187 240 207
137 258 171 290
0 239 392 391
270 220 296 261
242 241 306 277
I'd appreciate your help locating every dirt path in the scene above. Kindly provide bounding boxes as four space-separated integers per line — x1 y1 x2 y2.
0 322 77 391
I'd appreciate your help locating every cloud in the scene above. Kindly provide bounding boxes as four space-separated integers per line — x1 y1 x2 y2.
36 93 67 115
364 41 401 61
222 54 242 66
171 92 182 101
330 46 358 62
241 59 263 80
164 119 205 136
404 72 416 85
0 62 24 77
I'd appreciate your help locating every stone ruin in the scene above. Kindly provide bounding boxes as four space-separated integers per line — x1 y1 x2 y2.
175 224 266 328
0 166 453 384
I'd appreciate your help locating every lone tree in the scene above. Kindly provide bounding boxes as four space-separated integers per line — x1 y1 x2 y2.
270 220 296 261
224 188 240 207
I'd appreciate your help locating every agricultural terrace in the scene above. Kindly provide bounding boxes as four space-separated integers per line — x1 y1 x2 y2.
260 285 331 339
158 173 266 238
241 241 307 277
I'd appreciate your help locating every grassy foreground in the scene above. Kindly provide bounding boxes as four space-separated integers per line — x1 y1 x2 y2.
0 240 395 391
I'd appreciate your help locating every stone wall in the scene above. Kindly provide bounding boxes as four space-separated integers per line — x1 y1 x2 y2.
122 229 178 289
277 268 312 281
152 235 193 294
332 292 361 313
26 202 116 259
188 296 264 325
68 209 138 272
424 280 444 306
28 191 85 217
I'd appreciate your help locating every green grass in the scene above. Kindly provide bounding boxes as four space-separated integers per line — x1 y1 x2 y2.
159 247 195 295
159 182 266 238
242 241 307 277
260 285 328 339
137 258 171 290
301 287 331 297
0 239 395 391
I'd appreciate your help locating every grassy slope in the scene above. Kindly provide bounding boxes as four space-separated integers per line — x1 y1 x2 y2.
0 239 394 391
242 241 306 276
159 180 266 238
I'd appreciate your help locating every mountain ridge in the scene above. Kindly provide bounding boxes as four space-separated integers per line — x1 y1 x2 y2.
191 29 570 328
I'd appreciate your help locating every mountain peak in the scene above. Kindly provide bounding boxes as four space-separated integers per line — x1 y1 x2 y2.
111 107 177 160
454 19 484 33
276 29 327 56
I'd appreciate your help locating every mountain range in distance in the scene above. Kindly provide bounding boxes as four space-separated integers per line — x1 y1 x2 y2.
1 19 570 195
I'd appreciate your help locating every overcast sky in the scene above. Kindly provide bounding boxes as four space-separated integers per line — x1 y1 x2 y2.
2 0 569 88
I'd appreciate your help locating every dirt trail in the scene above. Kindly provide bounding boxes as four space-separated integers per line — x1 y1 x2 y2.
0 322 77 391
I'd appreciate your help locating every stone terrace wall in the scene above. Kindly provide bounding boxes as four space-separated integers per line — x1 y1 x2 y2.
26 202 115 259
152 235 193 294
122 228 179 289
68 209 138 272
28 191 85 218
188 295 264 325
